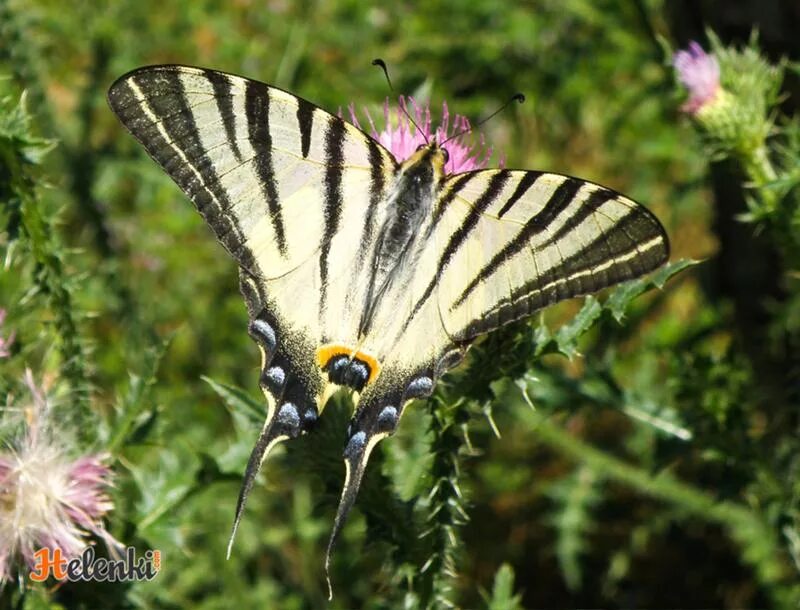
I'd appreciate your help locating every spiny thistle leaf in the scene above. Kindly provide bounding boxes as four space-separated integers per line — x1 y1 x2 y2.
533 259 695 359
0 88 55 166
203 376 265 428
553 295 602 359
107 335 170 452
605 258 698 322
486 563 523 610
547 465 603 591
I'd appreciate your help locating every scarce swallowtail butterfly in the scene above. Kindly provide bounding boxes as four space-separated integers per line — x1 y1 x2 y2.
108 65 669 583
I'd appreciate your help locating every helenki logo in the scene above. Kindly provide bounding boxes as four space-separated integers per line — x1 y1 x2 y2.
29 546 161 583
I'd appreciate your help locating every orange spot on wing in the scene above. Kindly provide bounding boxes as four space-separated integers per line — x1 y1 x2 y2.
316 343 382 385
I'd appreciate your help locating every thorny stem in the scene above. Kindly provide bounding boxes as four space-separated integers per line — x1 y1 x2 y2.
417 404 469 609
20 194 92 437
741 143 779 213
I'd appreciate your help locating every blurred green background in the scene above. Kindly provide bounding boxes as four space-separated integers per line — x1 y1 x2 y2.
2 0 800 608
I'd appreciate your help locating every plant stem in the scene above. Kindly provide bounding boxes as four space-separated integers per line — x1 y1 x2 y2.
20 194 92 433
417 404 468 609
741 143 779 212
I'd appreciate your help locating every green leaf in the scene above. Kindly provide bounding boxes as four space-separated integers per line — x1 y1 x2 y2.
547 465 603 591
531 318 553 356
0 89 56 166
554 295 602 359
605 258 698 322
486 563 523 610
129 446 198 536
203 376 265 428
107 336 170 453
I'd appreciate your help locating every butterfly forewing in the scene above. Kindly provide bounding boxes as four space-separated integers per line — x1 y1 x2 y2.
108 65 396 304
426 170 669 342
357 169 668 374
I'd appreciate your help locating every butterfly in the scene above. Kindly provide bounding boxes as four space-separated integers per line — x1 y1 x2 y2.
107 65 669 582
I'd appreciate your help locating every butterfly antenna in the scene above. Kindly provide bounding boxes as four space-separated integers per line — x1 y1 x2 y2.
372 58 429 144
441 92 525 146
371 58 394 91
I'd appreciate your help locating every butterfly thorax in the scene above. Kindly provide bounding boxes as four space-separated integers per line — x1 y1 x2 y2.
358 145 447 337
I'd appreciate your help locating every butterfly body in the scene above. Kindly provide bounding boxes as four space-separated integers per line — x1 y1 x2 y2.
359 144 446 337
107 65 669 579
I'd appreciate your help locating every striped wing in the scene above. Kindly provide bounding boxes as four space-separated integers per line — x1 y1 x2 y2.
107 65 399 555
108 64 398 394
108 65 395 303
430 169 669 342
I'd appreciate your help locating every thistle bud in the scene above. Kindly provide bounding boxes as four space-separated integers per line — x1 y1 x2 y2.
673 36 783 158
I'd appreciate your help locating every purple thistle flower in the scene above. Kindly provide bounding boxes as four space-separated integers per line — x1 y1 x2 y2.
0 309 15 359
0 370 120 585
673 41 721 115
346 96 497 173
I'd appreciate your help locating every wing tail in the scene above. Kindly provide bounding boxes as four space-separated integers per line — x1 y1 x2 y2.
324 379 410 598
227 360 323 558
227 392 284 558
324 428 378 600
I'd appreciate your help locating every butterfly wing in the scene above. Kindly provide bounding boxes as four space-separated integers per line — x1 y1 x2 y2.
107 65 399 553
429 169 669 341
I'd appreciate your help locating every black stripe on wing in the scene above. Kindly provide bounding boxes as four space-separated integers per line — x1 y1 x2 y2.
452 177 585 308
497 171 541 218
319 116 347 313
296 98 315 159
358 138 390 264
453 199 669 340
404 171 511 328
431 172 477 225
206 70 244 163
406 172 579 331
244 80 288 258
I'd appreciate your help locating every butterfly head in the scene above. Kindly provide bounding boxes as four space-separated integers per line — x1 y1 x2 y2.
416 141 449 166
400 142 451 184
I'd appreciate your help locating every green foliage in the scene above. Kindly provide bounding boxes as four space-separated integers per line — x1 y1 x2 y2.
546 465 603 591
2 1 800 609
0 80 91 433
486 563 523 610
